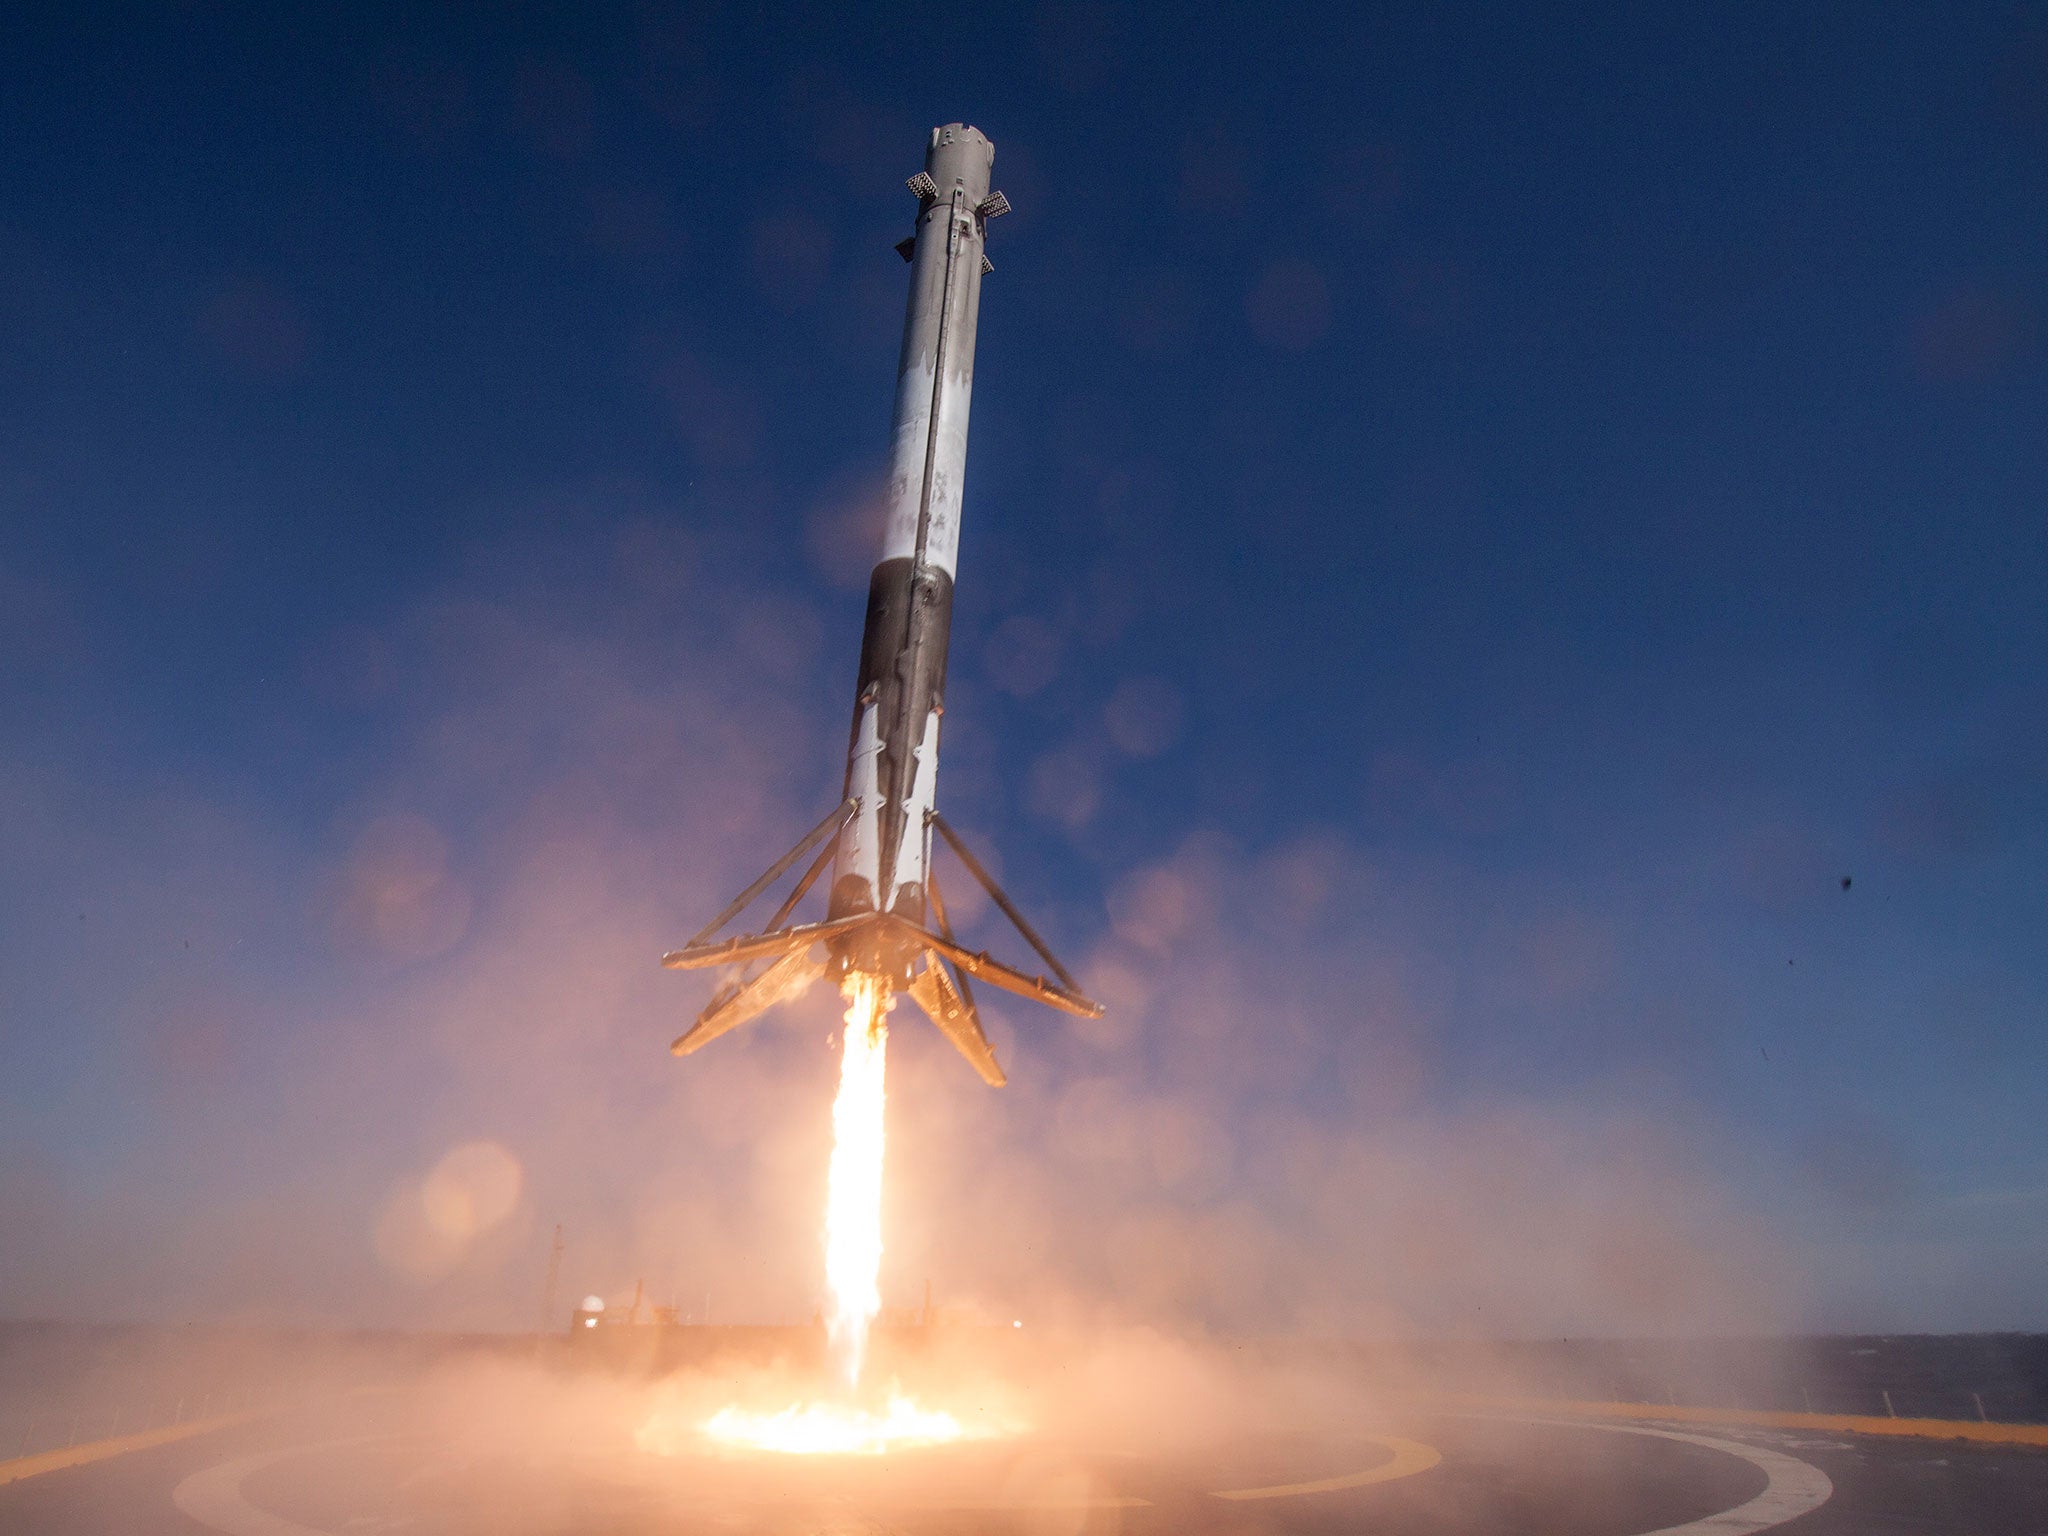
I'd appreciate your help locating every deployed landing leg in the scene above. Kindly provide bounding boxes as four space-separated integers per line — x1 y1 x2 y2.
668 803 851 1056
930 814 1089 999
904 867 1003 1085
661 805 1099 1080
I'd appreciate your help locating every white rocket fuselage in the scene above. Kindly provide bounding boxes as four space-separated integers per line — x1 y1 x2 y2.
827 124 999 980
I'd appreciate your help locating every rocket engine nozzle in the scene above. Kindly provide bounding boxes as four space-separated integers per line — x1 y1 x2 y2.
826 920 920 991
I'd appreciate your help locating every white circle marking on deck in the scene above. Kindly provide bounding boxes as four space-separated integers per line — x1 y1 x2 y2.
168 1417 1830 1535
171 1438 390 1536
1514 1418 1835 1536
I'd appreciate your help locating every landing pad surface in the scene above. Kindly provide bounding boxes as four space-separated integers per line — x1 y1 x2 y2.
4 1390 2042 1536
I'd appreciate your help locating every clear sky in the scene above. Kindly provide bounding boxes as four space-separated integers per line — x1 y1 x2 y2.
1 4 2044 1335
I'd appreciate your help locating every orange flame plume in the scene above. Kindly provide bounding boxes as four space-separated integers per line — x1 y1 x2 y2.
824 972 890 1386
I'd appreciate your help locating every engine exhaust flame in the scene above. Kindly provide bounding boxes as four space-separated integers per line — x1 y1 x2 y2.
825 972 890 1387
650 971 1021 1457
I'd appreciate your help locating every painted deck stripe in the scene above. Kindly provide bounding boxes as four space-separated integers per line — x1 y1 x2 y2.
0 1410 264 1487
1212 1435 1441 1499
1424 1392 2048 1447
915 1494 1155 1509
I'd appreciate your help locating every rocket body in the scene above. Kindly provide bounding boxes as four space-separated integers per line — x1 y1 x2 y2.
662 124 1097 1083
828 125 997 975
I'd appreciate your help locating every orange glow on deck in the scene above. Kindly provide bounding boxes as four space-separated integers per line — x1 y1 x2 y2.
641 972 1018 1458
696 1393 998 1455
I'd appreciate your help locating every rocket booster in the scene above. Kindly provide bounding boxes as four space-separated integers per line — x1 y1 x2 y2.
829 123 995 958
661 125 1100 1086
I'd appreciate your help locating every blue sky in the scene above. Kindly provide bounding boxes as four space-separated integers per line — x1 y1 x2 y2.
1 4 2044 1334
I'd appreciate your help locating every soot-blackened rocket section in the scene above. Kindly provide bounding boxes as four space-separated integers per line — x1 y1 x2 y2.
662 124 1100 1086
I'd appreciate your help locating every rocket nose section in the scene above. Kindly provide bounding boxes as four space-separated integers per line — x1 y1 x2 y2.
925 123 994 205
930 122 993 153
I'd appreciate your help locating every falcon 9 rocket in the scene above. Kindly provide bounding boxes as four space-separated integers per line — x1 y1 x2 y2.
661 124 1101 1085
